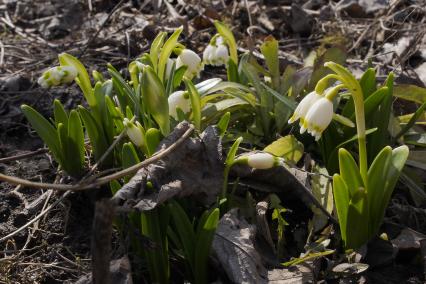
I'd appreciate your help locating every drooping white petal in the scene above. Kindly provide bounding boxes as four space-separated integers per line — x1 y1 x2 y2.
288 91 322 124
213 44 229 66
176 49 203 79
203 44 216 64
303 97 334 140
168 90 191 119
247 152 276 169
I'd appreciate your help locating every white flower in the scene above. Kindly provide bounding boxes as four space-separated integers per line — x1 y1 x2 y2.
203 36 229 66
203 44 216 63
168 90 191 119
247 152 277 169
37 65 77 88
176 49 203 80
288 91 322 125
123 118 145 147
301 97 334 141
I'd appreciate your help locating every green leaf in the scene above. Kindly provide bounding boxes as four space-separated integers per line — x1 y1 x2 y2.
214 21 238 65
260 35 280 90
395 101 426 139
377 145 409 230
367 146 392 236
333 174 349 244
145 128 161 157
263 135 304 163
168 200 197 274
58 53 94 106
21 104 62 164
122 142 140 169
109 180 121 195
67 110 85 176
359 68 377 98
393 84 426 104
184 78 202 130
194 208 219 284
158 27 183 82
226 58 240 82
173 65 187 89
150 32 167 72
367 72 394 162
78 106 109 162
57 122 68 169
338 148 364 197
53 99 68 127
360 87 389 121
346 188 369 249
217 112 231 138
108 64 138 113
142 66 170 135
226 137 243 166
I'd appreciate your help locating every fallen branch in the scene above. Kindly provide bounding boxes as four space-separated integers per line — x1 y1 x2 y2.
0 125 195 192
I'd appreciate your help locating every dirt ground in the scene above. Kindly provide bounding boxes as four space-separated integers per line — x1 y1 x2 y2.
1 0 425 283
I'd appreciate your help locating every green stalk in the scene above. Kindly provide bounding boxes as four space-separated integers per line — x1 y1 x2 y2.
324 62 368 184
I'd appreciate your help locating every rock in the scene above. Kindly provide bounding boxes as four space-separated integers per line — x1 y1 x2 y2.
290 4 313 36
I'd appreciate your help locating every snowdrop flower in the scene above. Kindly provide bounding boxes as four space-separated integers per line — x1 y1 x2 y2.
301 97 334 141
288 91 322 125
168 90 191 119
176 49 203 80
123 118 145 147
37 66 77 88
203 36 229 66
246 152 278 170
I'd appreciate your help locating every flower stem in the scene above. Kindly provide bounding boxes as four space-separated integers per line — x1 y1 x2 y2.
324 62 368 184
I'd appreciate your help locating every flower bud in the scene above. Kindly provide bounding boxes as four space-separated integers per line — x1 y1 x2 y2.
246 152 277 169
176 49 203 80
123 118 145 147
37 65 77 88
168 90 191 119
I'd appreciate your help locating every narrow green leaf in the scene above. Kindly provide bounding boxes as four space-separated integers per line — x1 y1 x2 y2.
58 53 94 106
21 105 62 164
53 99 68 127
226 57 240 83
68 110 85 176
122 142 140 169
78 106 109 162
376 145 409 231
359 68 377 98
168 200 197 273
217 112 231 138
395 101 426 139
150 32 167 72
345 188 369 249
142 66 170 135
333 174 350 245
367 146 392 236
260 35 280 90
338 148 364 197
184 78 202 130
194 208 219 284
158 27 183 82
226 137 243 166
